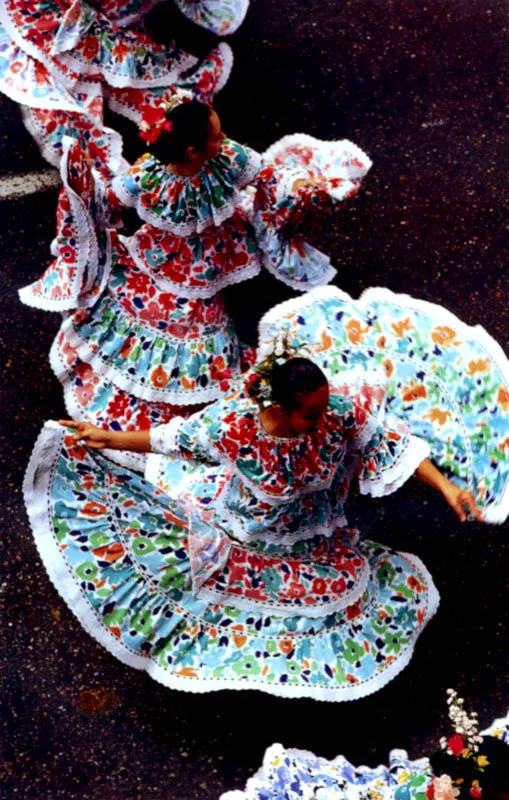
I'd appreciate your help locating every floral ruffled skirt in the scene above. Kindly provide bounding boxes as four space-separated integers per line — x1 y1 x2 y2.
24 423 439 701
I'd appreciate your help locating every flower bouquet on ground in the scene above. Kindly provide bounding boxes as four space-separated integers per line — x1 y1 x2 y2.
429 690 509 799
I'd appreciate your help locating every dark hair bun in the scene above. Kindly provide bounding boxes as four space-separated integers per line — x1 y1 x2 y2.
271 357 328 411
148 101 212 163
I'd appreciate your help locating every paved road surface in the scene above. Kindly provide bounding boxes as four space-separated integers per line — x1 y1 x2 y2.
0 1 507 798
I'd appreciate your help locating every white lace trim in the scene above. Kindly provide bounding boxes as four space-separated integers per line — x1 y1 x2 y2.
260 249 337 292
221 744 431 800
196 549 369 619
18 141 108 312
55 316 238 405
21 102 126 175
0 1 77 90
359 434 430 498
101 448 147 474
262 133 373 197
150 418 186 455
0 70 79 114
21 428 442 702
215 486 349 546
54 48 198 91
212 42 234 92
258 284 509 524
126 233 262 298
480 710 509 738
112 148 261 236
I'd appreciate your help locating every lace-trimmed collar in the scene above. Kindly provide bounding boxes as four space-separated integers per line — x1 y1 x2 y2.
116 138 261 235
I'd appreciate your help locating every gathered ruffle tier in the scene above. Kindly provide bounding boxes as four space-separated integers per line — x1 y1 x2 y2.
262 133 373 201
51 277 242 405
222 712 509 798
112 139 261 235
0 15 232 171
221 744 433 799
24 422 439 702
0 0 198 90
124 208 261 299
259 285 509 524
51 335 200 438
107 42 233 124
174 0 249 35
251 163 336 291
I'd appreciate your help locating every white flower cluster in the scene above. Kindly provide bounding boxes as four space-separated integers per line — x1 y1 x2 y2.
439 689 483 754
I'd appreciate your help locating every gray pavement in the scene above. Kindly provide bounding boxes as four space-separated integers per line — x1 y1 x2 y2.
0 1 508 798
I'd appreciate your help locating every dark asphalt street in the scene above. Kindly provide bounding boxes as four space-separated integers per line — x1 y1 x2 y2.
0 1 508 798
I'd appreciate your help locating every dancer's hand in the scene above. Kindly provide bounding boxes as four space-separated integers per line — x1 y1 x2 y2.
59 420 111 449
441 482 483 523
59 419 151 453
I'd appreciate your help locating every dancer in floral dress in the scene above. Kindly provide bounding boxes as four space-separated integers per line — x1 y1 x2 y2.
24 354 483 701
0 0 233 169
39 101 371 435
45 102 262 433
258 286 509 524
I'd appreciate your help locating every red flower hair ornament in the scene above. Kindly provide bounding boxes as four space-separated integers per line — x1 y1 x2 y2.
139 104 173 144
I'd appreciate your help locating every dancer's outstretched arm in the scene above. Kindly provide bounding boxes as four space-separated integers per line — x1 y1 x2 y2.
415 458 483 523
59 421 151 453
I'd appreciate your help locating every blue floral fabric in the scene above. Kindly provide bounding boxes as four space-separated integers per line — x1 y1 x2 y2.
258 286 509 524
23 422 439 702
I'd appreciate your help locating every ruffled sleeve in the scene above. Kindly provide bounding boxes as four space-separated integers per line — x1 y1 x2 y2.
329 394 430 498
252 163 336 290
357 416 430 498
150 406 220 463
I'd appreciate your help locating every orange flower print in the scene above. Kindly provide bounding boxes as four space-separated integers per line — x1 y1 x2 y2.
431 325 460 348
151 364 169 388
498 435 509 453
279 639 295 656
402 381 427 402
92 542 125 563
377 335 387 348
345 319 369 344
81 501 107 517
391 318 413 338
210 355 226 377
316 331 333 353
467 358 490 376
113 42 131 62
497 387 509 411
64 435 87 461
424 408 452 426
382 358 394 377
121 337 136 358
175 667 198 678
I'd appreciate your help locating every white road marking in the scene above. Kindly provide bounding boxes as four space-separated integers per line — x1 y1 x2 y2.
0 168 61 201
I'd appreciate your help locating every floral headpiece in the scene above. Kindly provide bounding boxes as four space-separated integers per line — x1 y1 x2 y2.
139 103 173 144
247 333 310 408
